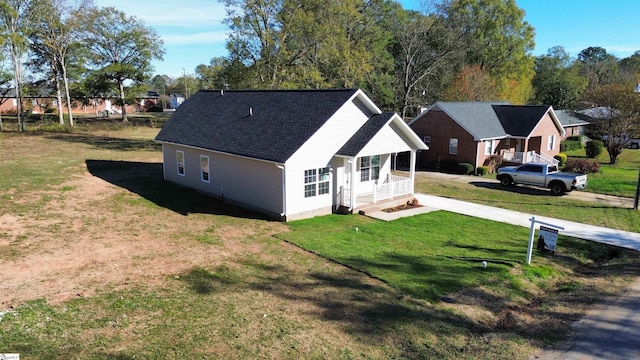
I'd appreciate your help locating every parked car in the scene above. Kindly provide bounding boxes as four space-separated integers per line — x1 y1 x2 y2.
626 138 640 149
496 163 587 195
601 134 640 149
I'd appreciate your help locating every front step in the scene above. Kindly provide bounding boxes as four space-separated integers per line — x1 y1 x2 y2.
355 195 415 215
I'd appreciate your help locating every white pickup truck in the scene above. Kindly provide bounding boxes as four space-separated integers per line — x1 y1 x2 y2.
496 163 587 195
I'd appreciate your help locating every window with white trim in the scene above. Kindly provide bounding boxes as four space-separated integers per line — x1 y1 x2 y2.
200 155 210 182
360 155 380 182
449 138 458 155
304 167 330 198
547 134 556 151
484 140 495 155
176 150 185 176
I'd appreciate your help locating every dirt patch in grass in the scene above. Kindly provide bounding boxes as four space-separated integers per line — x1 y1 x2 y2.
0 154 287 310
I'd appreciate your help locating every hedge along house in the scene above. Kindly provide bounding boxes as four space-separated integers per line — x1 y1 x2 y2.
408 102 565 173
154 89 427 221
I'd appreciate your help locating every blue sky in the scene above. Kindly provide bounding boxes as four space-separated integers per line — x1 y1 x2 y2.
96 0 640 78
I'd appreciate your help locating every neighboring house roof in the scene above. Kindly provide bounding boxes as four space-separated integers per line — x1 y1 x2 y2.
423 102 509 140
410 101 564 140
336 112 395 156
576 106 617 119
155 88 377 163
555 110 591 127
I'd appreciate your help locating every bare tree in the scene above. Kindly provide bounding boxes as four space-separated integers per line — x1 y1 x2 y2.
586 84 640 164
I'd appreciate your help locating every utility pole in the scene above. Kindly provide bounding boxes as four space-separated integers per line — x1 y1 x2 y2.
634 166 640 209
183 68 188 99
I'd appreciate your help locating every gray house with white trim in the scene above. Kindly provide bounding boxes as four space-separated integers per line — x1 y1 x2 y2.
155 89 427 221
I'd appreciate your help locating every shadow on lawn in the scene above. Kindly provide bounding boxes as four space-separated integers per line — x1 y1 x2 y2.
178 255 585 356
85 159 269 220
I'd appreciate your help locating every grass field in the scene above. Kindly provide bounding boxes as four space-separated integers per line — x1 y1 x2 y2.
564 147 640 198
1 119 639 359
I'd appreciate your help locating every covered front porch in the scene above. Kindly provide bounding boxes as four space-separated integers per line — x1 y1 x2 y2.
502 150 559 166
336 151 418 212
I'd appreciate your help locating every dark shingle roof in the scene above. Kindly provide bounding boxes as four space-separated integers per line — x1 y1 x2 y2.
155 89 360 163
492 105 551 137
337 112 394 156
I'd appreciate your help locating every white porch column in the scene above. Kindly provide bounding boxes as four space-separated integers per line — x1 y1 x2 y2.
349 157 357 210
409 150 416 195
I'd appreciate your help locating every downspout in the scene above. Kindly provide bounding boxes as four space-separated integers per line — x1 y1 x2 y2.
276 164 286 220
474 140 480 175
161 143 166 179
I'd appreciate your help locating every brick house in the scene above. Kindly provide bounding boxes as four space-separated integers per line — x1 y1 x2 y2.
408 102 565 172
555 110 591 139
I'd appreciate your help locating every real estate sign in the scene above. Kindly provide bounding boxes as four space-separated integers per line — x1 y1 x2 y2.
539 226 558 253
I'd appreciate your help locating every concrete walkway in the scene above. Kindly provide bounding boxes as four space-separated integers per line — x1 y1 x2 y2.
368 193 640 252
366 192 640 359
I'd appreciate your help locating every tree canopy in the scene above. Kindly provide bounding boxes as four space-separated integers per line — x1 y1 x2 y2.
81 6 164 122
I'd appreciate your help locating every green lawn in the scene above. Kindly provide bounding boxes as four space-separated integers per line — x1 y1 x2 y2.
564 147 640 197
1 123 640 359
280 212 635 303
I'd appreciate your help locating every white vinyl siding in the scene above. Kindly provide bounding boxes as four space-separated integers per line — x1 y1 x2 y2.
176 150 185 176
161 143 283 217
449 138 458 155
286 96 371 216
357 121 415 155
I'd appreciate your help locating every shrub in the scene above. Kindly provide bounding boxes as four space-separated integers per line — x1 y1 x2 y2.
554 153 568 167
483 155 503 173
585 140 603 159
147 105 163 112
436 159 458 173
476 166 490 176
456 162 474 175
560 140 582 152
564 158 600 174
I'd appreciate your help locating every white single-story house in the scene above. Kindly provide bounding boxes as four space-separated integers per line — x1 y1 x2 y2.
154 89 427 221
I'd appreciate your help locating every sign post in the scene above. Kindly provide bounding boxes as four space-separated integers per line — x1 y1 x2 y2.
526 217 564 265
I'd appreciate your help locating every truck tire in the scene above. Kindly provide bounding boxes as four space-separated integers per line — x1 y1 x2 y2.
549 182 566 195
499 175 513 186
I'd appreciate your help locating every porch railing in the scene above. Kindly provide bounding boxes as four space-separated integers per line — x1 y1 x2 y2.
502 151 559 166
373 174 411 202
